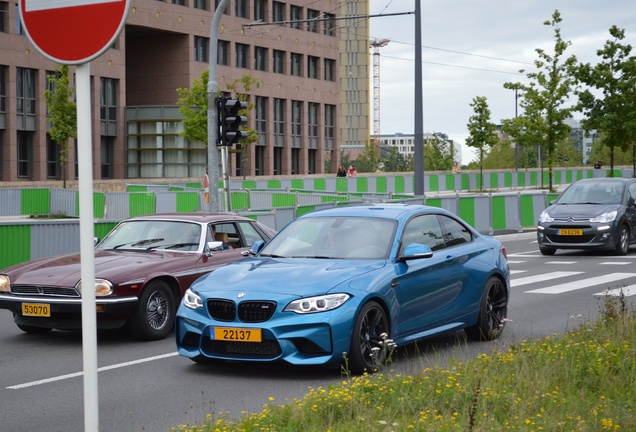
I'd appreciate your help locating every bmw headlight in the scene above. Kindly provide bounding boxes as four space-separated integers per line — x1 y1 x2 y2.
538 210 553 223
0 275 9 293
183 288 203 310
284 293 350 314
590 210 617 223
76 279 113 296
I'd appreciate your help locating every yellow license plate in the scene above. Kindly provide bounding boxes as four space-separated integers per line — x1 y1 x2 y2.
213 327 262 342
22 303 51 317
558 229 583 236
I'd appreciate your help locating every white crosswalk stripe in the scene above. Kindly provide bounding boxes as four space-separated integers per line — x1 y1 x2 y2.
511 271 582 288
526 273 636 294
594 285 636 297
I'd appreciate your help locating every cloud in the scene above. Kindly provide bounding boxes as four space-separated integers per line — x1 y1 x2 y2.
369 0 636 164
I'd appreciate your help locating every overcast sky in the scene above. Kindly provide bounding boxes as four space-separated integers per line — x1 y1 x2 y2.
366 0 636 164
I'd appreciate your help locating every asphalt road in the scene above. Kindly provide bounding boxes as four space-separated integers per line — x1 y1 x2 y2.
1 233 635 432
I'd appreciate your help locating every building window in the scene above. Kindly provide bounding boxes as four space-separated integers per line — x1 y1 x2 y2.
254 0 265 21
324 13 336 36
194 36 209 62
254 145 264 176
255 96 267 145
324 104 335 150
100 78 117 136
254 46 267 71
291 148 299 174
17 131 32 178
172 0 185 5
273 98 285 147
308 56 319 79
218 40 229 65
193 0 208 10
273 50 285 74
272 1 285 22
101 136 114 179
46 134 60 179
273 147 282 175
308 149 316 174
290 53 303 77
14 4 23 35
290 5 302 29
324 59 336 81
307 9 319 33
235 0 247 18
308 102 319 149
16 67 36 130
291 100 302 148
235 43 249 68
0 2 7 33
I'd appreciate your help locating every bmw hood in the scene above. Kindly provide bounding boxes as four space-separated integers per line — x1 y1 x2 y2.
191 257 385 297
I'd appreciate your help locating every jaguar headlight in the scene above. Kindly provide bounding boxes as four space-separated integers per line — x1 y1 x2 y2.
0 275 10 293
183 288 203 310
284 293 350 314
76 279 113 297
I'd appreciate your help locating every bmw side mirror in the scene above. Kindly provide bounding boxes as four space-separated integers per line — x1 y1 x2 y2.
398 243 433 262
249 240 265 255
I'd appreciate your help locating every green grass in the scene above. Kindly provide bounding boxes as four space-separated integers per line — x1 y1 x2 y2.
172 292 635 432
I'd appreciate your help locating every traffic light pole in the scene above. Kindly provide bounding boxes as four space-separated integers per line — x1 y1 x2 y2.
206 0 229 212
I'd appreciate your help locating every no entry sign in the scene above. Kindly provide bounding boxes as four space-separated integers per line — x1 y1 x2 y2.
19 0 130 64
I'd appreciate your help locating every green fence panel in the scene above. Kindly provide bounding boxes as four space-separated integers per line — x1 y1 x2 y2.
313 178 327 191
129 193 155 217
546 193 559 204
517 171 525 187
445 174 455 191
461 174 470 190
576 170 584 180
0 225 30 270
565 170 573 183
356 177 368 193
335 178 348 193
21 189 49 215
241 180 257 189
296 205 317 217
542 171 550 185
267 180 281 189
530 171 538 186
489 173 498 189
95 222 118 241
429 175 439 192
176 192 200 212
272 193 296 207
554 171 562 184
492 196 507 230
475 174 483 190
376 176 387 193
395 176 405 193
504 172 512 188
186 182 201 189
291 179 304 189
424 197 442 208
93 192 105 218
520 195 536 227
458 197 475 227
127 185 148 192
230 192 249 210
321 195 348 203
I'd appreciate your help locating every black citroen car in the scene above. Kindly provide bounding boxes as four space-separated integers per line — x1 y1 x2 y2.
537 178 636 255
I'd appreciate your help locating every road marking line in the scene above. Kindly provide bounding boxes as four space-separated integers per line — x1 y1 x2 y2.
594 285 636 297
510 270 526 275
506 260 525 264
511 271 582 288
599 262 632 265
7 352 178 390
547 261 576 264
525 273 636 295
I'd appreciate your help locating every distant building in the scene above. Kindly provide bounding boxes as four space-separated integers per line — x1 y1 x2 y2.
0 0 342 182
373 132 461 162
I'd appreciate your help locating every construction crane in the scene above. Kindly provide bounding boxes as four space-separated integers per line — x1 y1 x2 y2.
370 38 389 154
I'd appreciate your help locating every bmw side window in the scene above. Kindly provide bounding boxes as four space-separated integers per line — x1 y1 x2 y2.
401 215 445 253
437 215 472 247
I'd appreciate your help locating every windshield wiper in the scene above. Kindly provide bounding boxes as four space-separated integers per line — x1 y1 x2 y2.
112 238 164 249
148 242 199 251
259 253 286 258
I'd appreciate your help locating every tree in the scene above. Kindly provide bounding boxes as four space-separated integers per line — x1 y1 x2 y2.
354 141 380 173
382 146 413 173
176 70 261 178
465 96 498 189
574 25 636 177
44 65 76 189
503 10 578 191
479 138 516 170
424 134 454 172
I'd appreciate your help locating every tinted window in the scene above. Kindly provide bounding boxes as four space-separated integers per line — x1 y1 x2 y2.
401 214 445 252
438 215 472 247
239 221 268 247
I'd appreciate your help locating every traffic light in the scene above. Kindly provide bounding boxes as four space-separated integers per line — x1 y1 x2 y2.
218 97 248 146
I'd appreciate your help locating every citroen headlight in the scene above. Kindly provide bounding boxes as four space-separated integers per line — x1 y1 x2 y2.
284 293 350 314
538 210 553 223
76 279 113 297
590 210 617 223
0 275 10 293
183 288 203 310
